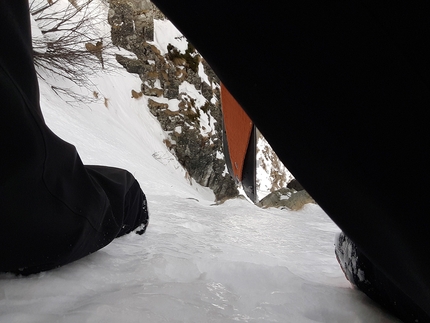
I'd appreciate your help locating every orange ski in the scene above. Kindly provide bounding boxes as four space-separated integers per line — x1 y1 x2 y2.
221 83 257 202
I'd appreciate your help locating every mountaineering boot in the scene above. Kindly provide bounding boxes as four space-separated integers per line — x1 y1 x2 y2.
335 232 429 323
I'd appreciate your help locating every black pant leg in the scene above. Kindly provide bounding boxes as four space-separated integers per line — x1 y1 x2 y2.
151 0 430 318
120 180 149 236
84 166 149 237
0 1 146 275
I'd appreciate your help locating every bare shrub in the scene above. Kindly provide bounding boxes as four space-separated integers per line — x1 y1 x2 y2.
30 0 115 102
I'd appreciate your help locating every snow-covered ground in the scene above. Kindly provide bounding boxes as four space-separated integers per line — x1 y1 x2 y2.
0 3 400 322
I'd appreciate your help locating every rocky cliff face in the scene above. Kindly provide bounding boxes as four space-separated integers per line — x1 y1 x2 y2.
107 0 296 204
256 131 293 195
107 0 238 201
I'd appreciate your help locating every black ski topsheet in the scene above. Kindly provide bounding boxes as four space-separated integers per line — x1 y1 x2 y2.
151 0 430 318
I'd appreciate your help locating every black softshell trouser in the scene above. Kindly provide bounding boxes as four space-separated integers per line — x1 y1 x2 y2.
151 0 430 320
0 2 148 275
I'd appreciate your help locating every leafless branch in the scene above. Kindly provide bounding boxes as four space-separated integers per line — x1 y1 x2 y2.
30 0 114 103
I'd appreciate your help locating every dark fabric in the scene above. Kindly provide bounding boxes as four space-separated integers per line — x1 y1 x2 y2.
151 0 430 319
0 1 147 275
336 232 428 323
85 166 149 237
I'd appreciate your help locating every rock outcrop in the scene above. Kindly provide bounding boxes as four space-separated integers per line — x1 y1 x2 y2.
108 0 238 201
256 131 293 193
257 186 315 211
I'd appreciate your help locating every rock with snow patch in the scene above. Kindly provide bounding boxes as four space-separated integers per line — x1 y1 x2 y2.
287 178 304 191
257 187 315 210
108 1 238 201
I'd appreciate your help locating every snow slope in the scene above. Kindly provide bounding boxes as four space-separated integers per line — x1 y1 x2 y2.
0 5 400 323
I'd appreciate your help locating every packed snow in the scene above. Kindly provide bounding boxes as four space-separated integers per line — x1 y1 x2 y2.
0 2 401 322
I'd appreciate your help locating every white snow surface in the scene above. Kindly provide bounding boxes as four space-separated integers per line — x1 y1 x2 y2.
0 5 400 323
151 19 188 56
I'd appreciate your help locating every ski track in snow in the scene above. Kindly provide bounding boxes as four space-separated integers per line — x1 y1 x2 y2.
0 9 401 323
